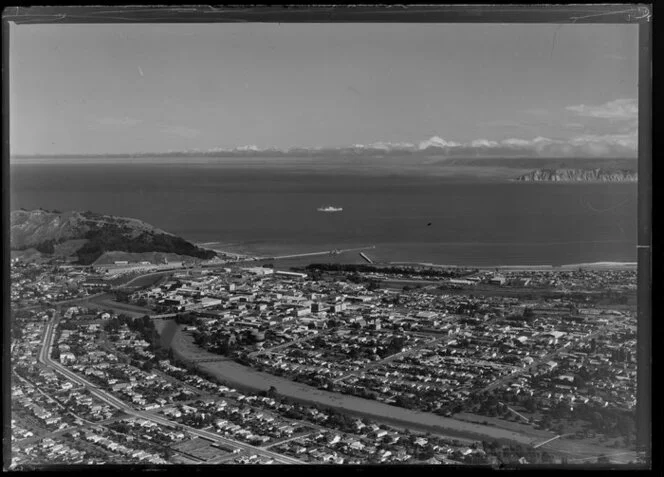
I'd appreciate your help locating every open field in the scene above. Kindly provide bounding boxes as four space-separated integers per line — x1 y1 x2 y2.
84 295 153 317
121 270 172 288
380 280 637 302
453 412 637 463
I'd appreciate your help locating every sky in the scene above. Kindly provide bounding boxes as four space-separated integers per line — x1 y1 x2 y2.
9 22 639 156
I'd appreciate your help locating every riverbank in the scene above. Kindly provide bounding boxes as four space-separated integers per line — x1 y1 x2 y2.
164 322 553 446
162 323 638 463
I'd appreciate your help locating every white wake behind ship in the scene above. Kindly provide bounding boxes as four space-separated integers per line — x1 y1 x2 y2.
317 205 343 213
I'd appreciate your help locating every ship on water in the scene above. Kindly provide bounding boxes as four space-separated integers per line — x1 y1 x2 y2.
317 206 343 213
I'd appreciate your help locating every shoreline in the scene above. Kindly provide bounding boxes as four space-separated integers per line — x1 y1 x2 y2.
194 241 637 271
389 261 637 271
196 242 256 260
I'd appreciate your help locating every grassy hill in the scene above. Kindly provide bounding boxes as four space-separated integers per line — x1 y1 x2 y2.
10 208 217 265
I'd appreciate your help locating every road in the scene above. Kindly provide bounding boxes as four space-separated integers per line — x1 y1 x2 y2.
37 314 304 465
38 290 621 463
262 431 317 449
29 265 631 463
248 331 330 359
498 401 530 424
532 434 568 449
208 431 317 464
12 370 97 426
16 292 110 312
333 333 457 384
480 326 609 393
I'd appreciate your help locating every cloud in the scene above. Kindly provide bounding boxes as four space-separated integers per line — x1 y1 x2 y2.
568 131 637 151
95 116 143 126
414 132 636 158
500 138 532 147
160 125 200 139
495 133 636 157
470 139 500 148
566 98 637 121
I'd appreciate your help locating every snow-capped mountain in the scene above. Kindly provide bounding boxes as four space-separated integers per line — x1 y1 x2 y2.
351 141 417 151
153 133 634 159
194 136 466 155
418 136 461 150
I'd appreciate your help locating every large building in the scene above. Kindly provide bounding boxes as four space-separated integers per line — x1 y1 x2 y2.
275 270 307 279
241 267 274 276
489 275 506 286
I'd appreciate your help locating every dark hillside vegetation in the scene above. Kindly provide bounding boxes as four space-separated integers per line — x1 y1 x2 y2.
75 226 216 265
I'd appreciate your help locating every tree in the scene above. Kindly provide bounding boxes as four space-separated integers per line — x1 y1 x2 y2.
11 322 24 340
115 291 131 303
367 281 380 291
421 444 435 460
105 317 121 333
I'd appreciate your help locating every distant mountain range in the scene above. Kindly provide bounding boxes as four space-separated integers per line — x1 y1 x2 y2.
514 168 638 183
10 209 216 265
11 136 637 159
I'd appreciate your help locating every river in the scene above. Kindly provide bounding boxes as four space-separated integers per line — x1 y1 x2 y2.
164 320 553 445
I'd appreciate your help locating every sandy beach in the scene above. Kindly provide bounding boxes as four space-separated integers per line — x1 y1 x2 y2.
389 261 637 271
196 242 256 260
194 239 637 272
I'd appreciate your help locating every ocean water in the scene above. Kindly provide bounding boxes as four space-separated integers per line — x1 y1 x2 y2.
10 161 638 266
